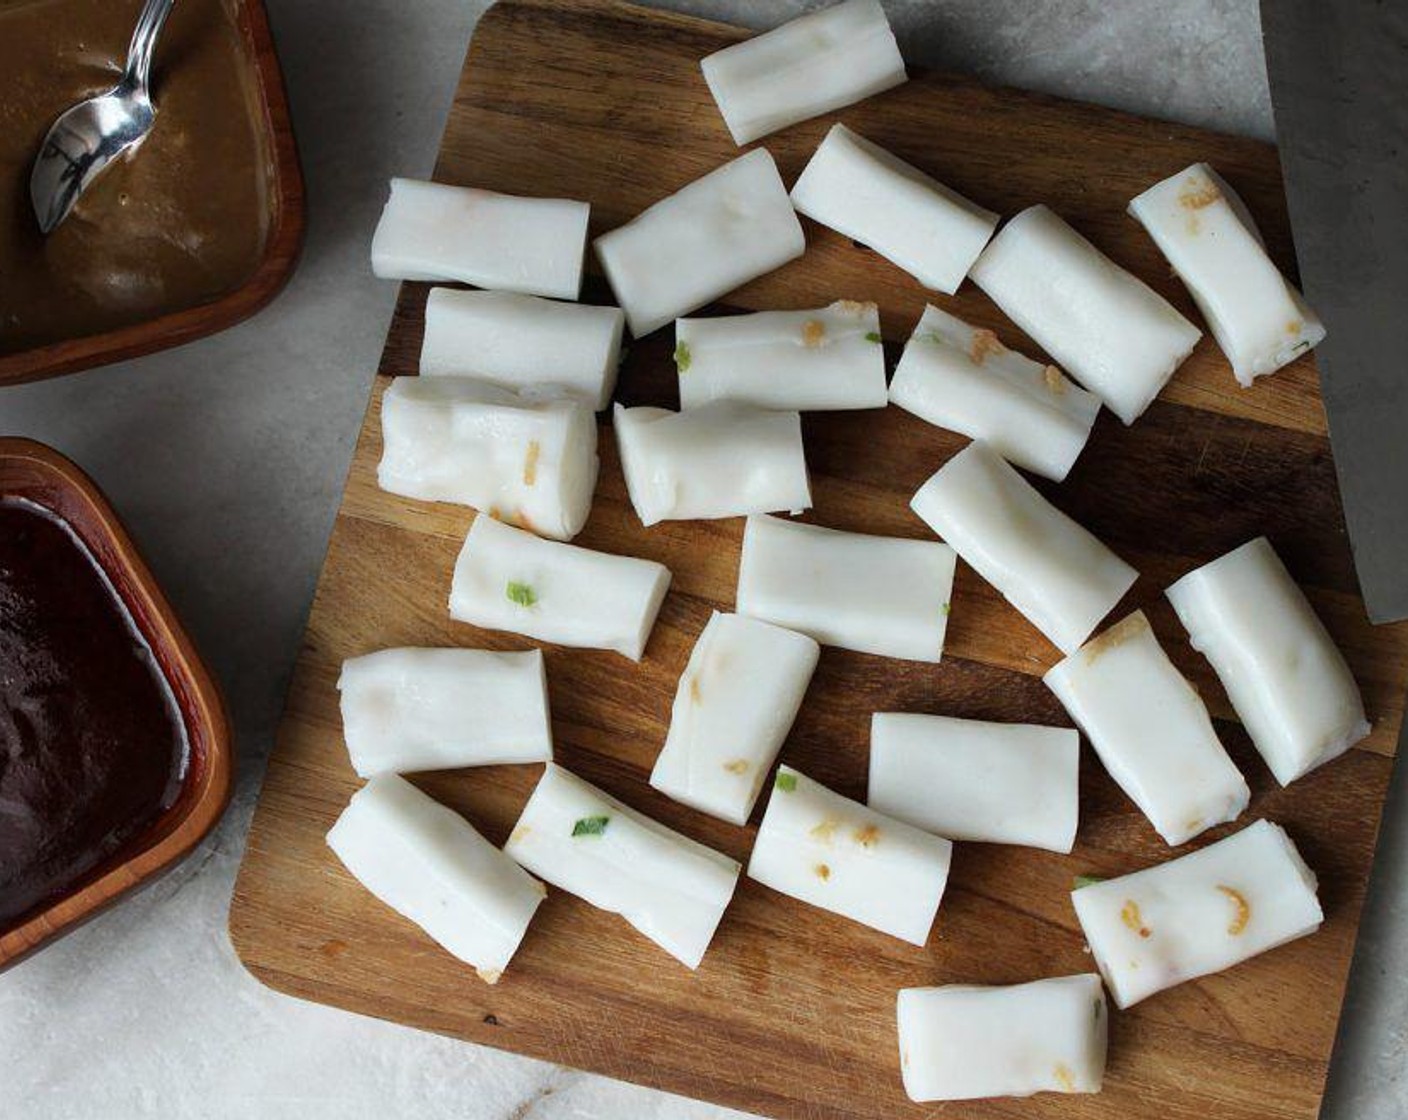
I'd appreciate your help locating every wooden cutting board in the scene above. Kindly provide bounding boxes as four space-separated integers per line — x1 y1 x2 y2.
229 3 1408 1117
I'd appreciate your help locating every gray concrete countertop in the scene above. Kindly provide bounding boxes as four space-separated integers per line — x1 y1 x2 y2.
2 2 1402 1117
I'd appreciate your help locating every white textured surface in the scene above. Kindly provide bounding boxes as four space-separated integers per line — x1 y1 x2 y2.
5 2 1404 1119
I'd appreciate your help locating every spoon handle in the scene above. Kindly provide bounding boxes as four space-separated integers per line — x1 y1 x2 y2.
124 0 176 90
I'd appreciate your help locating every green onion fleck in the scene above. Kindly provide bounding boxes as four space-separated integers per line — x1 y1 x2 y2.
1073 874 1105 890
775 771 798 793
572 815 610 837
942 602 951 616
506 581 537 607
673 341 692 372
864 331 883 344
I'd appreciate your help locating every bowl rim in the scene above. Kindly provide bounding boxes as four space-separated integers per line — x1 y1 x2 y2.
0 437 234 969
0 0 306 387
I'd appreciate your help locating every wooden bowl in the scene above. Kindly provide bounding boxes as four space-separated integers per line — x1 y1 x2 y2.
0 438 234 969
0 0 304 387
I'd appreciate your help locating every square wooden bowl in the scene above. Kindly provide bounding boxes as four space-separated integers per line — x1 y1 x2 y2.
0 438 233 969
0 0 304 387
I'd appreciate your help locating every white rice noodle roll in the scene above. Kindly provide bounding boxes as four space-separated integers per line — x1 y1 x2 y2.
699 0 906 146
370 178 588 299
897 974 1108 1101
593 150 805 337
449 514 670 661
735 514 956 663
504 764 740 969
1044 612 1249 846
613 402 811 526
420 289 625 410
868 712 1079 852
969 204 1202 424
327 774 546 984
910 441 1137 654
1071 819 1322 1008
376 376 598 541
747 765 952 946
1129 163 1325 385
337 647 551 777
790 123 998 294
676 300 887 411
889 304 1099 482
1166 536 1370 785
650 611 820 825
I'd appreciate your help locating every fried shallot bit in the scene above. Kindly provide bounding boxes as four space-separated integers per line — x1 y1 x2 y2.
1178 179 1222 209
1217 884 1251 935
968 327 1005 364
1121 898 1152 939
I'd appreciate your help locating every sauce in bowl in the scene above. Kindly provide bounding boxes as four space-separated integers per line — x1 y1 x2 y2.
0 0 273 355
0 499 188 926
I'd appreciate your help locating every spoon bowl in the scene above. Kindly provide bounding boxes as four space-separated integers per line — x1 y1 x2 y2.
29 0 174 234
30 80 156 234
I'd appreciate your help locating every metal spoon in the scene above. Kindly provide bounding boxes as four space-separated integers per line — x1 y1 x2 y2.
30 0 176 235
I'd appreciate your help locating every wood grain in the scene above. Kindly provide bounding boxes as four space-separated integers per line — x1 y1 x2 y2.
0 0 304 386
0 439 233 970
230 3 1406 1117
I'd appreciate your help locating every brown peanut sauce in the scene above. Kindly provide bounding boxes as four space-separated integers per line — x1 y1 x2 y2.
0 0 272 355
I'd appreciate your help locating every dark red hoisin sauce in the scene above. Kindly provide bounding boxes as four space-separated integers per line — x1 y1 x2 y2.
0 498 186 927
